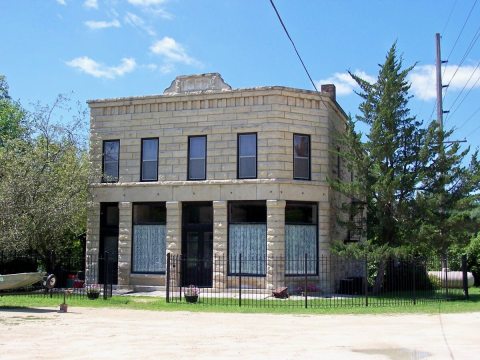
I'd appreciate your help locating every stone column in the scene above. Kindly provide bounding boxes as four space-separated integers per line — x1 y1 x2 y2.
117 202 132 287
266 200 286 290
318 199 333 293
86 201 100 284
166 201 182 287
213 201 227 289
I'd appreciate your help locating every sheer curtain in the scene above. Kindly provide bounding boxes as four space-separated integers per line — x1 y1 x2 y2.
285 224 317 275
229 224 266 275
133 225 166 273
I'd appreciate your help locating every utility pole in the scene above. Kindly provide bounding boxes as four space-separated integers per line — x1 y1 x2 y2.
435 32 445 130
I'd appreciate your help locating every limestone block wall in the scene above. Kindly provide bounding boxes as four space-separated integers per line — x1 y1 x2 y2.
266 200 285 290
88 87 334 185
213 201 227 288
85 202 100 284
117 202 132 286
166 201 182 256
86 83 352 290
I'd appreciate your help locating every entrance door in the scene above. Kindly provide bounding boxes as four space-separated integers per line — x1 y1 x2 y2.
182 202 213 287
99 203 119 285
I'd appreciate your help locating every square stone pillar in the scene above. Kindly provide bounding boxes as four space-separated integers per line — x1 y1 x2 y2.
86 201 100 284
166 201 182 287
166 201 182 255
318 199 333 293
117 202 132 286
266 199 286 290
213 201 227 289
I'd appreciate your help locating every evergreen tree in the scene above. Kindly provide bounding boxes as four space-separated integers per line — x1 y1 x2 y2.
333 43 480 256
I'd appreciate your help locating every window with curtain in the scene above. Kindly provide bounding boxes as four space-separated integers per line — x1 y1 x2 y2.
228 201 266 275
132 203 166 273
293 134 310 180
285 202 317 275
238 133 257 179
141 138 158 181
102 140 120 182
188 136 206 180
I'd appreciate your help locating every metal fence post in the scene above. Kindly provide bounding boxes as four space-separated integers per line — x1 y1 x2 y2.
179 255 183 302
462 254 469 300
364 255 368 307
239 253 242 307
304 253 308 309
412 257 416 305
444 255 449 299
103 251 109 300
166 253 171 303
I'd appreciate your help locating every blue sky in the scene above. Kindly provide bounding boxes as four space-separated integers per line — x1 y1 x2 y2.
1 0 479 153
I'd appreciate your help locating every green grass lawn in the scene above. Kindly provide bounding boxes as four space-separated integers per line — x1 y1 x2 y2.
1 287 479 315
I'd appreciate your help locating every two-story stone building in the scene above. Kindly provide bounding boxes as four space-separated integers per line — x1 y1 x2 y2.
86 73 352 291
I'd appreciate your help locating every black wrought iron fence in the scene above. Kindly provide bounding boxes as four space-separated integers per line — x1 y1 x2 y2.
166 253 471 308
0 251 114 300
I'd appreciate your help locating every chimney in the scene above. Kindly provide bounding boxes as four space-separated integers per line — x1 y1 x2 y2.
321 84 336 101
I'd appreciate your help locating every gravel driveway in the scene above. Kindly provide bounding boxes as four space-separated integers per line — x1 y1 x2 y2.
1 307 479 359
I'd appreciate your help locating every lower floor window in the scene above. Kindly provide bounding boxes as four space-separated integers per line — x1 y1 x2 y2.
285 225 317 275
133 225 166 273
228 201 267 275
132 203 166 273
229 224 267 275
285 202 318 275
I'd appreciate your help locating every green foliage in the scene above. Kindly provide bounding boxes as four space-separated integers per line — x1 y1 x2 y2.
0 75 27 145
448 234 480 286
331 43 480 257
0 78 89 258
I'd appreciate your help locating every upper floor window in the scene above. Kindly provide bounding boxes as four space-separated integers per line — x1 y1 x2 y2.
102 140 120 183
293 134 310 180
238 133 257 179
188 135 206 180
141 138 158 182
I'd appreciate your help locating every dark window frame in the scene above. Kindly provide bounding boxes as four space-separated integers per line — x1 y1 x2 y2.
131 202 167 275
293 133 311 180
237 133 257 179
227 201 267 277
140 138 159 182
187 135 207 181
102 140 120 183
285 201 319 277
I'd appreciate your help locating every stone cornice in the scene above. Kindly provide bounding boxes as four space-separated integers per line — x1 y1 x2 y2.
87 86 347 119
89 178 329 188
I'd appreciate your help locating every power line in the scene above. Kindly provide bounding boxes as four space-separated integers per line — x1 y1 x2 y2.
446 60 480 121
444 0 478 63
457 103 480 131
443 23 480 101
467 122 480 138
442 0 458 34
268 0 318 92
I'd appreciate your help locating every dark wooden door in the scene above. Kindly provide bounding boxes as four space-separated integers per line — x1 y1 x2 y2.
182 202 213 287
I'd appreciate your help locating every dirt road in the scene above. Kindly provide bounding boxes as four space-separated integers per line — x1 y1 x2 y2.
1 307 479 359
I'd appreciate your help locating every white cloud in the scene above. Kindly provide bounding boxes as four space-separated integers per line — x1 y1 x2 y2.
145 64 158 71
124 12 156 36
150 37 201 66
316 70 376 96
409 64 480 101
56 0 66 5
84 0 98 9
160 63 174 74
84 19 120 30
66 57 136 79
127 0 172 19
